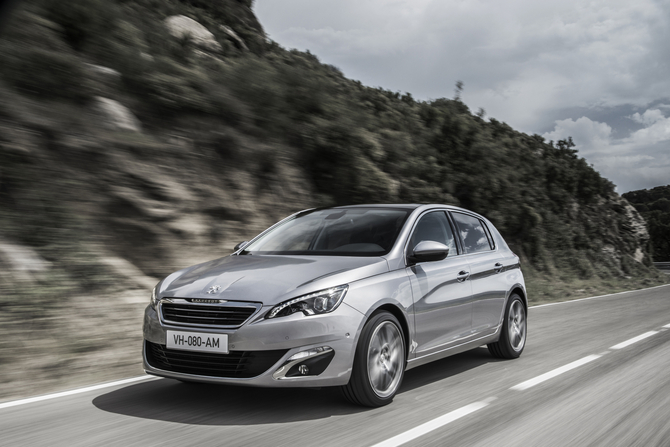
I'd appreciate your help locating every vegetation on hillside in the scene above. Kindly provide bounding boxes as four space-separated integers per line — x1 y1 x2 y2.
1 0 657 277
623 186 670 262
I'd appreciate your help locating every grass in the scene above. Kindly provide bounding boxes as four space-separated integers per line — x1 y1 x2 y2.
524 269 669 306
0 288 148 403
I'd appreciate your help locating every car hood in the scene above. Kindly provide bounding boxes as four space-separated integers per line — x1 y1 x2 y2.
160 254 389 306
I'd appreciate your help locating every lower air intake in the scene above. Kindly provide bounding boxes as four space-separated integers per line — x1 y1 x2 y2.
145 341 288 378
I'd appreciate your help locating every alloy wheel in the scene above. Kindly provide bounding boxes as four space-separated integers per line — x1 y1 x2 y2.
367 321 404 398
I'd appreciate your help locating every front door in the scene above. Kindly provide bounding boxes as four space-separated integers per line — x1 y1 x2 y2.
406 211 473 357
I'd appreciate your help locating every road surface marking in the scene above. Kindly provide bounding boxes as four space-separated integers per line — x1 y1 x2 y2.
530 283 670 309
0 376 154 410
664 323 670 329
371 401 490 447
610 331 658 350
510 355 602 391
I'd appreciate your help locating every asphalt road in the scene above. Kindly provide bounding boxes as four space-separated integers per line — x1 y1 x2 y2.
3 285 670 447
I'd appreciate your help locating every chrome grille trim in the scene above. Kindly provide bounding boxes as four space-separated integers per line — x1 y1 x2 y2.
159 298 262 329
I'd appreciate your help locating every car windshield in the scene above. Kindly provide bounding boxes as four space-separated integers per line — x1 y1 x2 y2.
242 208 411 256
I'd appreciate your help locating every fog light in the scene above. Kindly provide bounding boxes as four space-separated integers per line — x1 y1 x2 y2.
272 346 335 380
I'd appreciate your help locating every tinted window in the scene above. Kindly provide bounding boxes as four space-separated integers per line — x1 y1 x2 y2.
409 211 457 256
451 212 491 254
243 208 410 256
482 219 496 249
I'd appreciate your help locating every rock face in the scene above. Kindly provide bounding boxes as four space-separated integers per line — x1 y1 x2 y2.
621 199 649 242
164 15 222 53
92 97 142 132
620 199 650 265
597 194 652 274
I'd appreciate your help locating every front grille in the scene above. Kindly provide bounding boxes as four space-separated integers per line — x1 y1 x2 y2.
145 341 288 378
161 301 258 328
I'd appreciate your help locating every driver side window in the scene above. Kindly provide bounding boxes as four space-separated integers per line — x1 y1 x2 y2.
409 211 457 256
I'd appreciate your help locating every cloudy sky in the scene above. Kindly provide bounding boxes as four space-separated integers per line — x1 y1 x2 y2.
255 0 670 193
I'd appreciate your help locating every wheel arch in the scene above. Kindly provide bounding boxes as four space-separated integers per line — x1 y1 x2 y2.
508 284 527 312
370 303 411 359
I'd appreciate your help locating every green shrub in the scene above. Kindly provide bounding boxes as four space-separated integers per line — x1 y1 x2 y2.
0 45 93 103
0 7 93 102
39 0 121 52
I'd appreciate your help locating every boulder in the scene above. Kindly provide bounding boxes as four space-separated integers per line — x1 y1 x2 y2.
0 239 51 281
92 97 142 132
84 63 121 79
98 255 158 291
220 25 248 51
164 15 222 54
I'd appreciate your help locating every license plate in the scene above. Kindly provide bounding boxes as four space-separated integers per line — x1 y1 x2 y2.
167 330 228 354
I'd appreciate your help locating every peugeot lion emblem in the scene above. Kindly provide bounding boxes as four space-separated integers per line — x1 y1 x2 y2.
207 284 222 294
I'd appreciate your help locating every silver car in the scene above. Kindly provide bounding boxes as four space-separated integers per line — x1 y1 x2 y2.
143 204 527 407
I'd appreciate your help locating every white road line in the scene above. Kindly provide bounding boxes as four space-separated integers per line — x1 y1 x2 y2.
664 323 670 329
0 376 154 410
371 401 490 447
510 355 602 391
610 331 658 350
529 283 670 309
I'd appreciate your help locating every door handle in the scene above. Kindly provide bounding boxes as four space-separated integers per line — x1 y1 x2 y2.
457 271 470 282
494 262 503 273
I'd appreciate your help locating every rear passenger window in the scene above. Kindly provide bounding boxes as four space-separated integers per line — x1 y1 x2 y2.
451 212 492 254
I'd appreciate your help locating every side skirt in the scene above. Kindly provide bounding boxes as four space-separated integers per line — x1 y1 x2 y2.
406 327 501 371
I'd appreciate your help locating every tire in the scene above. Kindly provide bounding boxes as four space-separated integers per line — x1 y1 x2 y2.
488 293 526 359
342 311 406 407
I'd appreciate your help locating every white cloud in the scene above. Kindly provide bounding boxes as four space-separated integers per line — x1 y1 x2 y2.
543 117 613 155
628 111 670 145
543 109 670 191
631 109 665 126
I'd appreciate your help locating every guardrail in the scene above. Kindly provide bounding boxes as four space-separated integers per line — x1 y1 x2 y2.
654 262 670 270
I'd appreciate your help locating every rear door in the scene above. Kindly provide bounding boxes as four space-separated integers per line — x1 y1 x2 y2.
406 210 473 356
450 212 507 336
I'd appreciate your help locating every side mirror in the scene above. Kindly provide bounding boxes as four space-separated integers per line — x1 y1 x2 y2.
408 241 449 265
234 241 250 251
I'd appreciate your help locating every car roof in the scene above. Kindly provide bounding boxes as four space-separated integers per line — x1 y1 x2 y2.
314 204 482 215
292 204 491 225
330 204 423 210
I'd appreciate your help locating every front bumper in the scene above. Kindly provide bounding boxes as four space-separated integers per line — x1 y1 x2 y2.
142 302 365 387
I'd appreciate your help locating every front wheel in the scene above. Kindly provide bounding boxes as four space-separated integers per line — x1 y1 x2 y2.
488 293 526 359
342 311 406 407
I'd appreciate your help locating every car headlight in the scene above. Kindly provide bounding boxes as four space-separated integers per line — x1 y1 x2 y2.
266 285 348 319
150 283 160 309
